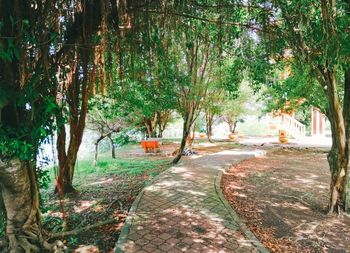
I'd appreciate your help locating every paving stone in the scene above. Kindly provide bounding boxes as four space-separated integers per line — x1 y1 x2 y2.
116 148 267 252
158 232 172 240
141 243 157 253
128 232 143 241
143 233 157 241
134 238 149 247
158 242 174 251
150 238 165 246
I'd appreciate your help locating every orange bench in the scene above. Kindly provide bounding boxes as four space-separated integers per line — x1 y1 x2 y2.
140 140 160 153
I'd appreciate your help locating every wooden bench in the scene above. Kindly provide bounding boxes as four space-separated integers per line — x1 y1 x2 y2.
140 140 161 153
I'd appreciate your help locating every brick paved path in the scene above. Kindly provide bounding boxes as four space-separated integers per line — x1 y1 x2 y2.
115 148 268 253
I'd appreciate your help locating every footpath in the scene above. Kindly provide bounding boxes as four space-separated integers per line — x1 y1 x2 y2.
115 147 269 253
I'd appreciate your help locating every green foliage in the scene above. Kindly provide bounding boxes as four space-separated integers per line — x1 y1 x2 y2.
114 132 131 147
247 0 350 116
262 63 328 114
221 82 254 121
0 195 5 237
68 237 78 246
0 16 59 160
36 167 51 190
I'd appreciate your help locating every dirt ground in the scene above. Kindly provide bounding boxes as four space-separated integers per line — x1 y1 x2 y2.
222 148 350 253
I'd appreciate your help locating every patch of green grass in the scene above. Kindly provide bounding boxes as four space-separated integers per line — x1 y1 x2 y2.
76 157 169 177
48 152 171 181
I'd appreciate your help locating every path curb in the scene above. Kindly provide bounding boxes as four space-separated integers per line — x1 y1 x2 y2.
214 151 270 253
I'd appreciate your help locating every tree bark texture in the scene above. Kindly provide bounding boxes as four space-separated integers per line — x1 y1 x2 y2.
56 69 88 194
324 70 350 214
0 160 62 252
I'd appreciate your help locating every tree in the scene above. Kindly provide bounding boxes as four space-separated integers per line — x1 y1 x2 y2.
171 26 215 163
221 82 251 134
88 96 123 166
250 0 350 214
0 0 116 250
55 0 109 194
0 1 64 251
107 1 178 139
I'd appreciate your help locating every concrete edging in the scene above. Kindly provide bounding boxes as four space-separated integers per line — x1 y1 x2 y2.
214 153 270 253
114 189 145 253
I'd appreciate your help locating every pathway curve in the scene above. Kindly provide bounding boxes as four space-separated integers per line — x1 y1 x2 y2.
115 147 269 253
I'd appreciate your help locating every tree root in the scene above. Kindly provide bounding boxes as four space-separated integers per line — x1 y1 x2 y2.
6 234 65 253
50 218 117 239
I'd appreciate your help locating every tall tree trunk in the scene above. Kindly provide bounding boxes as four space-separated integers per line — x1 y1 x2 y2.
325 70 349 214
343 68 350 210
56 55 89 194
0 159 61 252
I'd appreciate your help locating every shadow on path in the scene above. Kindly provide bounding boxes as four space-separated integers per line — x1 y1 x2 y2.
115 148 268 253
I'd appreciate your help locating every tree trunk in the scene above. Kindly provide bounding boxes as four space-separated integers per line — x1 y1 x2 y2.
343 68 350 210
189 122 196 147
205 111 214 142
157 111 163 138
93 135 104 167
156 111 171 138
144 118 157 138
108 134 116 159
327 120 349 214
173 109 195 164
172 129 190 164
228 122 234 134
232 120 238 134
325 70 350 214
56 123 85 194
0 159 62 252
56 52 89 195
144 120 152 139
